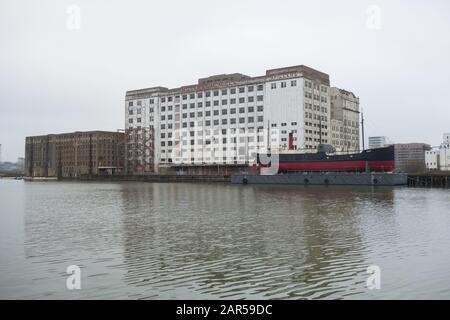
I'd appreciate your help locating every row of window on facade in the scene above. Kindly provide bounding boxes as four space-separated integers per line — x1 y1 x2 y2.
160 106 264 120
305 103 328 113
270 80 297 89
305 113 328 122
127 85 266 108
127 80 328 108
305 122 328 130
304 92 328 102
304 80 328 93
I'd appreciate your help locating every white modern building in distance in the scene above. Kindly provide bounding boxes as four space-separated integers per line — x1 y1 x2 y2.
125 65 357 174
426 133 450 171
368 136 388 149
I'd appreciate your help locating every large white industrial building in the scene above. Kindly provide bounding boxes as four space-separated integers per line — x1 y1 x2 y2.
124 65 359 174
426 133 450 171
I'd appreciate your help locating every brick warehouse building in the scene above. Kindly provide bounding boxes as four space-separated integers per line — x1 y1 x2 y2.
25 131 125 178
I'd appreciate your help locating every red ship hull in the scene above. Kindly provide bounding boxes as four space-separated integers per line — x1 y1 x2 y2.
278 160 395 172
258 146 396 173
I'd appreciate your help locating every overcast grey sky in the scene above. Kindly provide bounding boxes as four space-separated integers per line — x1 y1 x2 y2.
1 0 449 161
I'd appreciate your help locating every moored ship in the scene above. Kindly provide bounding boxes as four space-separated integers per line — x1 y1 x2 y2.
258 144 396 173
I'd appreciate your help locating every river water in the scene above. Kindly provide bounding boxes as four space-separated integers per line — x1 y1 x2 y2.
0 179 449 299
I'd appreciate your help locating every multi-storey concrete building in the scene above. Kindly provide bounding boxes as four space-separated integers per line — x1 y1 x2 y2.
369 136 388 149
125 65 348 174
394 143 431 173
25 131 125 178
330 88 360 152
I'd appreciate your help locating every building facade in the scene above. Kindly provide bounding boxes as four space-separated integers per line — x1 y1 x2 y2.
425 133 450 171
394 143 431 173
125 65 361 174
25 131 125 177
329 88 360 152
368 136 388 149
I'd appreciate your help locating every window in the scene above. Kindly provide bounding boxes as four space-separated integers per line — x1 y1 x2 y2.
248 96 254 103
239 107 245 113
257 115 263 122
206 101 211 107
257 105 263 112
182 104 187 109
248 117 254 123
213 90 219 96
128 101 133 107
291 80 297 87
205 91 211 97
128 119 133 123
182 94 187 100
222 109 228 115
239 87 245 93
213 110 219 116
271 83 276 89
281 82 286 88
222 119 228 125
248 106 254 112
161 97 166 103
197 92 203 98
213 100 219 106
167 97 172 102
239 97 245 103
189 93 195 99
230 88 236 94
230 98 236 104
257 95 263 101
222 89 227 95
230 118 236 124
248 86 254 92
230 108 236 114
257 84 264 91
222 99 227 105
239 117 245 124
198 102 203 107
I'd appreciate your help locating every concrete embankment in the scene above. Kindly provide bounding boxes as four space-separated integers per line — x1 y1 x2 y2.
24 173 450 188
73 174 231 183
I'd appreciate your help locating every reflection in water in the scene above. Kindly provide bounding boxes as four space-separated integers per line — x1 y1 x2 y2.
1 180 450 299
119 184 393 299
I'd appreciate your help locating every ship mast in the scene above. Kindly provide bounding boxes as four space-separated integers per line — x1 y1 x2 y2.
361 111 365 151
